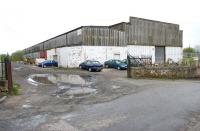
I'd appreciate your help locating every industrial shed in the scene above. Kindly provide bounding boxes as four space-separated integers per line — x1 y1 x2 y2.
24 16 183 67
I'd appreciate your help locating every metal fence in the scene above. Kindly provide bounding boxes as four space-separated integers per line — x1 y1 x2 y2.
127 54 152 67
127 54 152 78
183 52 200 59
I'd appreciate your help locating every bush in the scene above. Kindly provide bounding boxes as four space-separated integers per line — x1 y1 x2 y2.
12 82 20 95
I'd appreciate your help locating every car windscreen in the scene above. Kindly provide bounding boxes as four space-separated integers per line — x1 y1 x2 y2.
91 61 100 64
115 60 123 64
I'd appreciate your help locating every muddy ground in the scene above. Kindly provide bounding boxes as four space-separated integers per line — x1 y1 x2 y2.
1 63 200 131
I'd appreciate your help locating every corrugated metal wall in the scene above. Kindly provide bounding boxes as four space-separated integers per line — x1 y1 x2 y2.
82 27 126 46
24 17 183 56
67 29 82 46
127 17 182 47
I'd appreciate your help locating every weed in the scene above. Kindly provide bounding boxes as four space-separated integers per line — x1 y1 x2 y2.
12 82 20 95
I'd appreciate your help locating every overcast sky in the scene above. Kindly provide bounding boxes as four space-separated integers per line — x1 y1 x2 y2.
0 0 200 54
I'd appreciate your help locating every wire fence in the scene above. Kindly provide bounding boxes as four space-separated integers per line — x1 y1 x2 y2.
183 52 200 58
127 52 200 68
182 52 200 67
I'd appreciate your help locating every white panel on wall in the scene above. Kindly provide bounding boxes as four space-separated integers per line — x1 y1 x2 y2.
68 46 83 67
58 46 84 68
127 45 155 63
47 49 59 60
82 46 127 64
83 46 107 64
165 47 182 62
106 46 127 61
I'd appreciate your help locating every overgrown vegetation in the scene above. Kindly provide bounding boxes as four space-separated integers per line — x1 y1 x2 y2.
183 47 195 53
0 82 20 96
11 50 24 62
0 54 9 62
12 82 20 95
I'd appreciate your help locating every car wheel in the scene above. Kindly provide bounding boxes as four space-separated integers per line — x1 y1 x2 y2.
88 68 92 72
117 66 121 70
79 65 82 69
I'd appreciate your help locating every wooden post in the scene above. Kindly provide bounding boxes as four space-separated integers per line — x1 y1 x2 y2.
127 55 131 78
6 61 13 95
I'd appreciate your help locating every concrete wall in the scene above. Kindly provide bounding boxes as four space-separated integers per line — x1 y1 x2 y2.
82 46 127 64
127 45 155 63
166 47 182 62
47 46 127 68
47 46 84 68
45 45 183 67
128 45 182 63
59 46 84 68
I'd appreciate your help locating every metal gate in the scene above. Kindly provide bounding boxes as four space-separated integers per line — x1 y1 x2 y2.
127 54 152 67
127 54 152 78
155 46 165 64
0 57 13 94
0 58 6 81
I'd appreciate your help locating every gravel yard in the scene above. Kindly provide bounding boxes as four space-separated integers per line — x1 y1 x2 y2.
0 63 200 131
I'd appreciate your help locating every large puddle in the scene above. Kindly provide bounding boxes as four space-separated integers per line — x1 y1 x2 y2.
28 74 97 97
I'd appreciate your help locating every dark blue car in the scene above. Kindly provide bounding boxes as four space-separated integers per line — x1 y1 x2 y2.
38 60 58 68
104 59 127 70
79 60 103 72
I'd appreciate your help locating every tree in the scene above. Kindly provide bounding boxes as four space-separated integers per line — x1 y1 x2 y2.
0 54 9 61
11 50 24 61
183 47 195 53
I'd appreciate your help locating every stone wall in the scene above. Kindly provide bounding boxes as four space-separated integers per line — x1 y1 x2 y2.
129 66 199 79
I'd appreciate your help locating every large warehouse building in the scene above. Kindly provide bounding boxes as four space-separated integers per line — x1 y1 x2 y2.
24 16 183 67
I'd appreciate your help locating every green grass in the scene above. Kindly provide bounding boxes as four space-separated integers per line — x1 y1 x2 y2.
12 82 20 95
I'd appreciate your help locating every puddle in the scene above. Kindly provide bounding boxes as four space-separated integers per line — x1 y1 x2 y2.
14 67 24 71
28 74 53 85
22 104 32 109
28 74 93 86
27 73 129 103
28 74 97 97
112 85 121 89
58 87 97 97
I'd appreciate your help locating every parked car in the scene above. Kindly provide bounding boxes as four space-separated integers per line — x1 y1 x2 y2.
38 60 58 68
79 60 103 72
122 59 128 64
104 59 127 70
16 61 24 64
35 58 46 66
